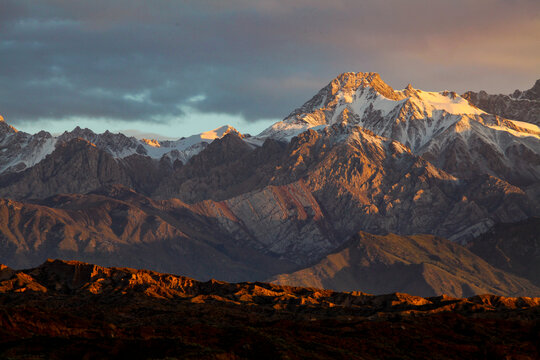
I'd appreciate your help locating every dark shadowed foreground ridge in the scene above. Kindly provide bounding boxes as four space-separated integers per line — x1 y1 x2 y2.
1 260 540 359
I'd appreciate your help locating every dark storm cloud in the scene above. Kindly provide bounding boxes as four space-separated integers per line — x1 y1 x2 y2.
1 0 539 127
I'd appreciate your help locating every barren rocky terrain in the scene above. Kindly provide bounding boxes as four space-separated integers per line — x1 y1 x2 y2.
1 260 539 359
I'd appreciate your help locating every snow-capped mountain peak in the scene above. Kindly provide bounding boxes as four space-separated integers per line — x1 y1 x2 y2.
258 72 487 146
199 125 239 140
257 72 540 186
0 119 55 173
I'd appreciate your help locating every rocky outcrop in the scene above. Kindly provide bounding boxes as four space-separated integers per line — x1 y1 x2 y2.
1 259 539 359
269 231 540 297
3 259 540 310
463 79 540 125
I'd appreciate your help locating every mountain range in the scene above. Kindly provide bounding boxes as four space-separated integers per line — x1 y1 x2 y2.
463 79 540 126
0 72 539 298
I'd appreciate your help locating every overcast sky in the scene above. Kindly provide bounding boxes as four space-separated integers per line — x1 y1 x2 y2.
1 0 539 138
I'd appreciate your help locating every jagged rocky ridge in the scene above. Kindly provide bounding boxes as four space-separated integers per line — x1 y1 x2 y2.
463 79 540 125
0 115 239 174
1 260 539 359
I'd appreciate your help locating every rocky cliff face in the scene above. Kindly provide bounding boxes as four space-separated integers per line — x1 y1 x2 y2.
0 139 150 199
158 125 534 243
274 126 534 243
463 79 540 125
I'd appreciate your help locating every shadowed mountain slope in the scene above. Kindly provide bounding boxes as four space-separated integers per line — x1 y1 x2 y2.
0 189 300 281
270 231 540 298
467 217 540 287
0 138 173 199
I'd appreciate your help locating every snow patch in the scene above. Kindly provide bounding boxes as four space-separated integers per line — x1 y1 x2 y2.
508 120 540 135
412 90 485 117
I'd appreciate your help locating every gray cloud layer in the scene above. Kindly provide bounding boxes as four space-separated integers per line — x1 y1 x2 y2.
1 0 539 127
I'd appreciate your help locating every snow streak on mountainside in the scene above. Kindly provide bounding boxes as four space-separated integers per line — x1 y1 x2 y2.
0 117 240 174
257 72 540 186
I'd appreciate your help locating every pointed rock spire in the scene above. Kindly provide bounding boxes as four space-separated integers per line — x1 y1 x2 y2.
0 115 18 134
328 72 402 101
